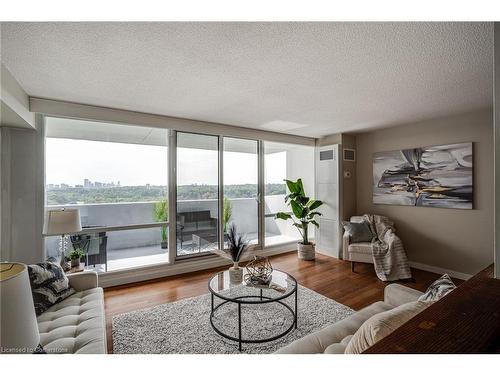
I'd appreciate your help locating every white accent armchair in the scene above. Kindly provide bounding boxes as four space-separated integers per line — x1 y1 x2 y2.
342 216 375 272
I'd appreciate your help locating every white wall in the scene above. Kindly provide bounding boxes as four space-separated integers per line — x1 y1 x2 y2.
0 63 35 129
0 63 41 263
0 120 45 264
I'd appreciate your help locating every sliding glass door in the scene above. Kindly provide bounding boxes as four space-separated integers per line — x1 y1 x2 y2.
176 132 219 257
223 138 259 246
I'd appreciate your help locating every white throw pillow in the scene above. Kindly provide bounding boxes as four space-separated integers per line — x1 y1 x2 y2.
418 274 456 302
344 300 431 354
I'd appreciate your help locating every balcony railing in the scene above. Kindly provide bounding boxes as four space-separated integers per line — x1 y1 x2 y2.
44 196 301 272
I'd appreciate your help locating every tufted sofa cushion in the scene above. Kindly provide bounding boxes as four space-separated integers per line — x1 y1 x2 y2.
37 287 106 354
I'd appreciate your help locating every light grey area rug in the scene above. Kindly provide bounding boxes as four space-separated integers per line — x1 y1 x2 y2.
112 285 353 354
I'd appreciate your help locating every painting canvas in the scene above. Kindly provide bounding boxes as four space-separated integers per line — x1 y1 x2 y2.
373 142 473 209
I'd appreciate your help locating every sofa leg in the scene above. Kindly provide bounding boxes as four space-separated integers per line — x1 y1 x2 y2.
351 261 355 273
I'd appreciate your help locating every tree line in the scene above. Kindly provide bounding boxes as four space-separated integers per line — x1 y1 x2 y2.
46 183 286 205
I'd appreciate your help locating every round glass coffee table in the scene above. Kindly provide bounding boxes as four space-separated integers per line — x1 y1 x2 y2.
208 268 297 351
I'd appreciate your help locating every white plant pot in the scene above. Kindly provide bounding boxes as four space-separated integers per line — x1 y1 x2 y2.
297 242 315 260
228 263 243 284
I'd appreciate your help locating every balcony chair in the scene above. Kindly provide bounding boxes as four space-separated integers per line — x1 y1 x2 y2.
71 228 108 271
176 210 218 248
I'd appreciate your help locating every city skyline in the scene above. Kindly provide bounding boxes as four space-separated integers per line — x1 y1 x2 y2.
45 138 286 186
46 179 285 189
47 179 121 188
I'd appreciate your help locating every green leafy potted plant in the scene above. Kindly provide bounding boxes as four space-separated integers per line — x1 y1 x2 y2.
154 199 169 249
68 248 86 267
223 197 233 233
213 223 249 283
275 178 323 260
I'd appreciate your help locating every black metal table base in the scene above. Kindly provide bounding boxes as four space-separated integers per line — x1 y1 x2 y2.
209 289 298 351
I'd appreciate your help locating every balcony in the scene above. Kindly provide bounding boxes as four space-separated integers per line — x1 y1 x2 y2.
45 195 300 272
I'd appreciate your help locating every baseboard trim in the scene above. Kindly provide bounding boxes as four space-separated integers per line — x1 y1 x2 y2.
99 251 472 286
408 261 472 280
99 245 296 288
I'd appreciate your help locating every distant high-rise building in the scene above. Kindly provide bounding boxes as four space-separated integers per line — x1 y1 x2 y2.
84 178 91 188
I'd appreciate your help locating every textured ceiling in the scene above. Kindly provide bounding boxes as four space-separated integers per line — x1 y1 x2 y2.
0 22 493 137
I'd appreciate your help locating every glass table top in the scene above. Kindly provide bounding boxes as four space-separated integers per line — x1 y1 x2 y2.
208 268 297 302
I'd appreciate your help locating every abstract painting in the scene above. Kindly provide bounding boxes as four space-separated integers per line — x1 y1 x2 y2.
373 142 473 209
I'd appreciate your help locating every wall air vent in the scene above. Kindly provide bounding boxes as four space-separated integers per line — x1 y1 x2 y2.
319 150 334 161
343 148 356 162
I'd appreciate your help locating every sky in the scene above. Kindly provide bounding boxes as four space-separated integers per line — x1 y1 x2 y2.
45 138 286 186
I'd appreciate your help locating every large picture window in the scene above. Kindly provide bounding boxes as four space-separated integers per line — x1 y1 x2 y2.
264 141 315 246
44 117 315 272
45 118 169 271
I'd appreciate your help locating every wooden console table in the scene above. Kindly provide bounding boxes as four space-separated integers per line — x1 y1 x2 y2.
365 265 500 353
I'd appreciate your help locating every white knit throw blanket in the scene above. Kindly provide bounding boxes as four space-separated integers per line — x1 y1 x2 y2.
363 214 412 281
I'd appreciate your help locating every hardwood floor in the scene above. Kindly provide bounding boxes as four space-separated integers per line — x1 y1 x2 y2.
104 251 461 353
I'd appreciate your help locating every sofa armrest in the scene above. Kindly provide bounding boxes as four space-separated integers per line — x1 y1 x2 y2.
384 284 423 307
67 271 98 291
342 231 351 260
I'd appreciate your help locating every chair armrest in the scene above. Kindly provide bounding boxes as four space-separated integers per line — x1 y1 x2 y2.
342 231 351 260
67 271 98 291
384 284 423 307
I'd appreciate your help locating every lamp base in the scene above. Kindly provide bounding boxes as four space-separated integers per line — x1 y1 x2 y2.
60 259 71 272
59 234 71 271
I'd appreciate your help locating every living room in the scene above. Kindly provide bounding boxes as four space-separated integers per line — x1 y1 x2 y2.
1 2 499 373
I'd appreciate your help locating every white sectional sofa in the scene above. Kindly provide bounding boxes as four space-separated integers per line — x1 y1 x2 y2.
275 283 424 354
36 272 107 354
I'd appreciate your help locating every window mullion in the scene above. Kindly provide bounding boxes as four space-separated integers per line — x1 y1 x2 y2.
218 136 224 250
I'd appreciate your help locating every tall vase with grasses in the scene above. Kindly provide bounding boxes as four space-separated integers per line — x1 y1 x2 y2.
213 223 248 283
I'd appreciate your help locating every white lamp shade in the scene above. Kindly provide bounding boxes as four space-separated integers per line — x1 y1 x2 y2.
44 208 82 235
0 263 40 353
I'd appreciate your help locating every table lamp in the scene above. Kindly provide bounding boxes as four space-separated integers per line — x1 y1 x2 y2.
0 263 41 353
44 208 82 271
